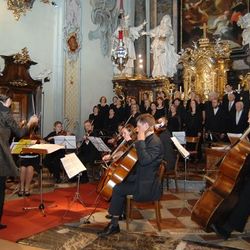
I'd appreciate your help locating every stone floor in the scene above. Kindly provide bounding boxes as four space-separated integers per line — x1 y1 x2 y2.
4 169 250 250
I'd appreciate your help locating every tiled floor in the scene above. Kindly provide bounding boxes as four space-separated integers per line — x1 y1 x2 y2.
5 173 250 250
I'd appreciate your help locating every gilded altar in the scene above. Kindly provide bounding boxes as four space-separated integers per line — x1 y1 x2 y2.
180 35 231 100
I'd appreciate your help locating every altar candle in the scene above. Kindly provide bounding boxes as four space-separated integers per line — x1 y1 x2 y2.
180 86 182 93
238 84 241 91
118 30 123 40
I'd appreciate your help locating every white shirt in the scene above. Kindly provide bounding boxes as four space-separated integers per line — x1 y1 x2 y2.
213 107 219 115
236 110 242 125
228 101 234 111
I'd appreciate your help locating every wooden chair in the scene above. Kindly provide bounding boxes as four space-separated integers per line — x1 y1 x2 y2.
163 152 180 192
185 136 200 161
126 163 165 232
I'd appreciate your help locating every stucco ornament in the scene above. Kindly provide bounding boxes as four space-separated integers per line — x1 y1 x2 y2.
89 0 118 57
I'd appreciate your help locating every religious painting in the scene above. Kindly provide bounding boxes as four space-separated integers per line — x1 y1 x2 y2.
181 0 249 49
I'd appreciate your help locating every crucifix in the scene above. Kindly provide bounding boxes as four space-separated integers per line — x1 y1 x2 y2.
200 23 208 39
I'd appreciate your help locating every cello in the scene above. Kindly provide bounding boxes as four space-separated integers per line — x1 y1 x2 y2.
191 126 250 231
96 124 138 200
99 142 137 201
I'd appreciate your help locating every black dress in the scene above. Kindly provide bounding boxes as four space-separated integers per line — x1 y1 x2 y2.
185 110 203 136
43 131 66 181
98 104 109 129
155 107 166 120
167 113 181 133
89 113 102 131
104 116 119 136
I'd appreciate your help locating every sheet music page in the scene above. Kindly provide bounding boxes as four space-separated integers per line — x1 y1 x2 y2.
171 137 190 159
11 139 37 154
60 153 86 179
54 135 76 149
172 131 186 144
28 144 65 154
88 136 111 152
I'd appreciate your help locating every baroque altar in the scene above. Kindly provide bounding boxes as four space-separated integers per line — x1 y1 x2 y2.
179 25 231 100
112 78 173 104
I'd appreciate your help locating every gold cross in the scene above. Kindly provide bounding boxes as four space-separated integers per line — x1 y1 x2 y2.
200 23 207 39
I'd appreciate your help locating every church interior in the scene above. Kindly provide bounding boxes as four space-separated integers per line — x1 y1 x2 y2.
1 0 250 249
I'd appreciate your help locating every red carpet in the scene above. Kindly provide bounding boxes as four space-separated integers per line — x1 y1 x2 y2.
0 183 108 242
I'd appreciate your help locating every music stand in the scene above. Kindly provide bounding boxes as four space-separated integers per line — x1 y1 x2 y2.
54 135 77 150
21 144 64 216
171 137 191 215
60 153 87 218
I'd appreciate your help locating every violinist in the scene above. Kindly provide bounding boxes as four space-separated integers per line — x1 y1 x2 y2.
102 123 136 163
0 87 38 230
98 114 163 237
77 120 101 181
43 121 66 183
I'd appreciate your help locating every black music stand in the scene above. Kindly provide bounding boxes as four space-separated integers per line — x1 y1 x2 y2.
171 137 191 215
60 153 87 219
21 145 62 216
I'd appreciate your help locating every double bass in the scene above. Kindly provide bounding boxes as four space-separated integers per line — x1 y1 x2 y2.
191 126 250 231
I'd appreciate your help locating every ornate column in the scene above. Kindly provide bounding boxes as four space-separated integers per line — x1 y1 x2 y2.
64 0 82 134
134 0 146 75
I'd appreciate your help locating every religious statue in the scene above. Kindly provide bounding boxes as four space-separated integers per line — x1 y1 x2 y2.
142 15 179 78
112 16 147 77
237 13 250 46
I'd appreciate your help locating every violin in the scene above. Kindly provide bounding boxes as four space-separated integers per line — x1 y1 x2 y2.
58 130 68 136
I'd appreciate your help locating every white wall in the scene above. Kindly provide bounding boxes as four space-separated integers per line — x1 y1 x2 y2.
0 1 63 136
80 1 114 123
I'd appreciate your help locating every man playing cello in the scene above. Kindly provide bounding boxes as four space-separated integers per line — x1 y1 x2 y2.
98 114 163 237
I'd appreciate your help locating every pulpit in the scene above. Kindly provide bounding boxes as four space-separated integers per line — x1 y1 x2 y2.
112 78 171 104
0 48 42 124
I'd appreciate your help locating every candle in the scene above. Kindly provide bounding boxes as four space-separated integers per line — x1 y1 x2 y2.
238 84 241 91
180 86 182 93
118 30 123 40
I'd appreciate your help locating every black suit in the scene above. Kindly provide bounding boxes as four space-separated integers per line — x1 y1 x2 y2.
240 90 250 110
159 129 176 170
228 109 248 134
108 134 163 216
205 106 227 134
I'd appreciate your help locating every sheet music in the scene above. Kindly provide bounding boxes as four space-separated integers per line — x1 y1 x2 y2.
171 137 190 159
61 153 86 179
88 136 111 152
10 139 37 154
172 131 186 145
27 144 65 154
54 135 76 149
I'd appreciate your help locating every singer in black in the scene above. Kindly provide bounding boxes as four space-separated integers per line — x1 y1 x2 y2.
98 114 163 237
0 87 38 229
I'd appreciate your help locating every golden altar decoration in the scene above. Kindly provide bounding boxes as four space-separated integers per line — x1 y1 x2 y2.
239 72 250 90
179 24 231 100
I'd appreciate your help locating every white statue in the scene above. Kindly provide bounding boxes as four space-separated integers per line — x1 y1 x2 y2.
112 16 147 77
142 15 179 78
238 13 250 46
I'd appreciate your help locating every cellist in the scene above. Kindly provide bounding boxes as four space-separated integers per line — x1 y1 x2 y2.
211 111 250 240
97 114 163 237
